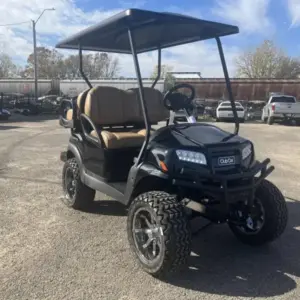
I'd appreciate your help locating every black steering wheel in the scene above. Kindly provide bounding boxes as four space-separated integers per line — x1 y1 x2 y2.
163 83 195 111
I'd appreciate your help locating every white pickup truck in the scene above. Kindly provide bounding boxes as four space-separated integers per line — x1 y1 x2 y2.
262 94 300 125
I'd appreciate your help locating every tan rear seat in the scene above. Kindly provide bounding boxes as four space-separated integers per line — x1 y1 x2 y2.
84 86 167 149
66 88 90 121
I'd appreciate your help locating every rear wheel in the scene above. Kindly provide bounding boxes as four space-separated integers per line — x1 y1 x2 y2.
127 191 191 277
62 158 95 210
229 179 288 246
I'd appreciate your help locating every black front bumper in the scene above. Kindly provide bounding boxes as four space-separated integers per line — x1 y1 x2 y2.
173 158 274 205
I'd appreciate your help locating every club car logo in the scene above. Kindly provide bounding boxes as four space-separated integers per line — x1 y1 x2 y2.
218 156 235 166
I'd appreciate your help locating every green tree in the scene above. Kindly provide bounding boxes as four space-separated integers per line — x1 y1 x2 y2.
235 40 300 79
150 64 174 79
150 64 176 91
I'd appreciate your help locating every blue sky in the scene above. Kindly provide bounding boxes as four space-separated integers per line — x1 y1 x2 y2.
0 0 299 77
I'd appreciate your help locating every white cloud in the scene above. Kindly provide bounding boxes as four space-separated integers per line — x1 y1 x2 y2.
212 0 273 34
0 0 122 57
288 0 300 28
116 41 240 77
0 0 240 77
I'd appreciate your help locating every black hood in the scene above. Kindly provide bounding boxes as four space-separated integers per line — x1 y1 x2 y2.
151 123 247 148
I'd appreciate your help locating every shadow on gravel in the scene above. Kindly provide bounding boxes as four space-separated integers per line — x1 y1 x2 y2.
165 199 300 298
81 200 127 216
0 175 60 185
0 125 21 130
2 114 59 124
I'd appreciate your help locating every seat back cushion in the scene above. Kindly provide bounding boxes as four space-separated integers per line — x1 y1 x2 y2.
65 88 90 121
84 86 135 125
77 88 91 113
128 87 169 123
84 86 168 126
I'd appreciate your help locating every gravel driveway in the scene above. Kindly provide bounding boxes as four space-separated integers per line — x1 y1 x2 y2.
1 117 300 300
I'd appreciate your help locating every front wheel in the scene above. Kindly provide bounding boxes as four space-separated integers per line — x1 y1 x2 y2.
127 191 192 277
229 179 288 246
62 158 95 210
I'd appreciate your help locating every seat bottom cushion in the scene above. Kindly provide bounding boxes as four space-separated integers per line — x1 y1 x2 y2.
90 130 146 149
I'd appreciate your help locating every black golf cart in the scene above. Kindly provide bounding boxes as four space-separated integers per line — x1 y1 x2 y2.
57 9 288 277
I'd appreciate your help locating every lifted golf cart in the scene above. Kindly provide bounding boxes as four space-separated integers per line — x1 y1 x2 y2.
57 9 288 277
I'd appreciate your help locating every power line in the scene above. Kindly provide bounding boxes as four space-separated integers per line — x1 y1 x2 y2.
0 21 31 27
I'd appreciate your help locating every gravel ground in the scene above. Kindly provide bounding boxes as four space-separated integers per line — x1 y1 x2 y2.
1 116 300 300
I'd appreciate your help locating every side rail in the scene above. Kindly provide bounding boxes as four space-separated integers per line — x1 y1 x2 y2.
79 113 103 147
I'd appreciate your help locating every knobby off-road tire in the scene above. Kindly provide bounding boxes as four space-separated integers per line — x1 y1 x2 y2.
267 115 274 125
127 191 192 278
62 158 95 210
229 179 288 246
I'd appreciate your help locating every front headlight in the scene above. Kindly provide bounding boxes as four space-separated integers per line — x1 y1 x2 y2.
176 150 207 165
242 144 252 160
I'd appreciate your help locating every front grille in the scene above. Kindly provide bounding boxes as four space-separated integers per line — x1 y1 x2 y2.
208 148 241 172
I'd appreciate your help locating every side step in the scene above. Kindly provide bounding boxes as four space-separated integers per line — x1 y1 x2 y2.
81 168 126 202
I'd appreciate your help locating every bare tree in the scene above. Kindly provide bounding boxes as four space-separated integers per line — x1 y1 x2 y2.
235 40 300 79
0 53 18 78
24 47 64 79
23 47 120 79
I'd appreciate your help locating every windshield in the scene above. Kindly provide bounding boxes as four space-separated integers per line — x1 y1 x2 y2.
270 96 295 103
220 101 242 107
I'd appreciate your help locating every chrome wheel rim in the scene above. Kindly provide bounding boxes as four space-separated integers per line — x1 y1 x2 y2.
64 167 76 199
235 198 265 235
132 207 163 265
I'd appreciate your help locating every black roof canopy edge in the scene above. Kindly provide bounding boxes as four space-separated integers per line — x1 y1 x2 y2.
55 8 239 54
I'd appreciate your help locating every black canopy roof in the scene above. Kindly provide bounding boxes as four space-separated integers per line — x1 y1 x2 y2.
56 9 239 54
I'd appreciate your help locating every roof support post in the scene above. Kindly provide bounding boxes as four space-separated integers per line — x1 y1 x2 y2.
216 37 239 135
79 44 93 89
128 28 150 164
151 48 161 88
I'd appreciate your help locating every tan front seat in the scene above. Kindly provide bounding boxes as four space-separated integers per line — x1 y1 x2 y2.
66 88 90 121
90 130 146 149
84 86 146 149
84 86 167 149
128 87 169 124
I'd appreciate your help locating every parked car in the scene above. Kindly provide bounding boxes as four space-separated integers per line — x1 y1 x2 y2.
0 108 11 120
245 101 265 121
261 93 300 125
172 103 198 122
216 101 245 122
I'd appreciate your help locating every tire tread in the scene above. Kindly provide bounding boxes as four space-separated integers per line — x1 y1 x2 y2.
128 191 191 277
62 158 95 210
